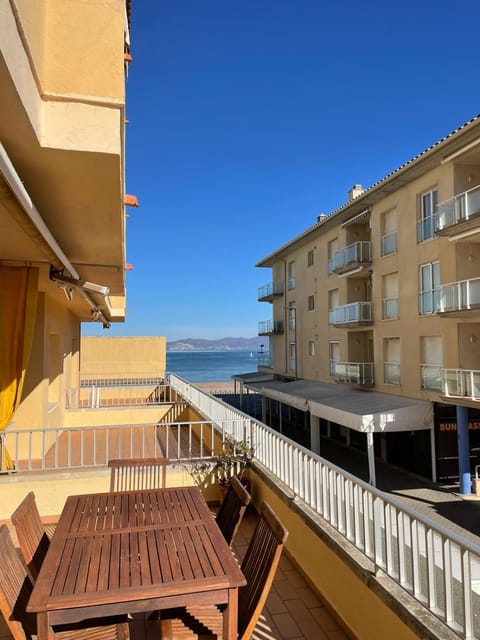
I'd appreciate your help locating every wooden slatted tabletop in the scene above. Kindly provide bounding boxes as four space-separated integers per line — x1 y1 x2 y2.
28 487 246 640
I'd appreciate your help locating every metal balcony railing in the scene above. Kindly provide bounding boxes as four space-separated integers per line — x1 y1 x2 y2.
381 231 397 256
331 362 374 385
436 184 480 232
421 364 442 391
257 353 273 369
328 301 373 325
384 361 400 385
258 319 284 335
418 289 441 315
3 375 480 638
442 368 480 400
67 374 170 409
439 277 480 313
382 297 399 320
327 241 372 275
257 281 284 301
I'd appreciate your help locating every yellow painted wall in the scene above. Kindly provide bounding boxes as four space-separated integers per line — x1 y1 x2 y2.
81 336 166 376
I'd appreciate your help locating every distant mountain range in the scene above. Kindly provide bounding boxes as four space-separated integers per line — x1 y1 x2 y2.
167 337 268 352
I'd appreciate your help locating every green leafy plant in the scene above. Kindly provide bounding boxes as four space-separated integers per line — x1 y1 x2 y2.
186 434 254 488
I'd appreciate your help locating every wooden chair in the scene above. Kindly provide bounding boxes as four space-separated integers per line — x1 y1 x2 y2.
215 475 251 547
10 492 53 580
0 524 129 640
161 502 288 640
108 456 169 491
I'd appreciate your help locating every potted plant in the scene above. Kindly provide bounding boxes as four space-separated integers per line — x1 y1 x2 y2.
214 434 254 493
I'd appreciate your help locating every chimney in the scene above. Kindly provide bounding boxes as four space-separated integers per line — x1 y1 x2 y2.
348 184 365 201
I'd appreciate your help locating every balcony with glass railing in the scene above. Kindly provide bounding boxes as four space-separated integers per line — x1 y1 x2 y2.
382 297 399 320
416 215 435 243
384 361 400 385
287 276 296 290
327 241 372 275
438 277 480 314
328 301 373 326
257 353 273 369
421 364 442 391
257 281 284 302
442 368 480 400
436 184 480 236
258 319 284 335
331 361 374 385
381 231 397 256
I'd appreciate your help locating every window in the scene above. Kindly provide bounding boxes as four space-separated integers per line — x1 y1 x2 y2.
327 239 338 275
289 342 296 373
329 341 340 376
381 209 397 256
307 249 314 267
384 337 400 385
417 189 438 242
307 295 315 311
382 272 399 319
419 261 440 314
288 306 296 330
308 340 315 357
287 261 296 290
420 336 443 390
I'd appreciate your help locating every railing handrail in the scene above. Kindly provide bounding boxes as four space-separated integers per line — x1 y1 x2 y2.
440 275 480 289
437 183 480 208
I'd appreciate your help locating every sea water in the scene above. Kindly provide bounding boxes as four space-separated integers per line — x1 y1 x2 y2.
166 350 258 382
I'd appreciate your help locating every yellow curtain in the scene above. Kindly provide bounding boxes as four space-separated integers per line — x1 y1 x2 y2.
0 266 38 469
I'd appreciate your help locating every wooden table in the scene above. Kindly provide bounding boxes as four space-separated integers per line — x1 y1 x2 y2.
27 486 246 640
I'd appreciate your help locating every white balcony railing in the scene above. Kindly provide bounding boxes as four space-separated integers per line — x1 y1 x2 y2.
442 369 480 400
257 353 273 369
328 301 373 325
67 375 171 409
436 184 480 232
327 241 372 275
3 374 480 638
439 277 480 313
331 362 374 385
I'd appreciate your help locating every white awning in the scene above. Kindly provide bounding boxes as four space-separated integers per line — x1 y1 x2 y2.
246 379 433 433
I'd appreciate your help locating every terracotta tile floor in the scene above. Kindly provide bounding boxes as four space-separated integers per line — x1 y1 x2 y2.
0 511 349 640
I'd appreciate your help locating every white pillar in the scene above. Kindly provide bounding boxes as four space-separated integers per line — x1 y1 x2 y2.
310 414 320 454
367 431 376 486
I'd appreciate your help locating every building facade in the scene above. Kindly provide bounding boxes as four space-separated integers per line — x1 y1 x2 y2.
256 115 480 493
0 0 131 448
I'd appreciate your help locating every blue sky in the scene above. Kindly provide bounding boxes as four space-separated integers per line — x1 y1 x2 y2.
83 0 480 342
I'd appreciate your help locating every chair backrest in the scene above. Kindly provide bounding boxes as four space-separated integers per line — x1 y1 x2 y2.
238 502 288 640
108 457 169 491
0 524 36 640
215 475 251 546
10 491 50 580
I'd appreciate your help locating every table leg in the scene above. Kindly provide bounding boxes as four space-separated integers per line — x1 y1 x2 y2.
223 587 239 640
37 612 55 640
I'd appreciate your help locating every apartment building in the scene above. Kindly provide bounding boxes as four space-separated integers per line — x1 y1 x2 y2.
0 0 131 447
255 115 480 493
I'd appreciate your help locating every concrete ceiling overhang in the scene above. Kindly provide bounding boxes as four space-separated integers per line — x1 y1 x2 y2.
0 41 126 323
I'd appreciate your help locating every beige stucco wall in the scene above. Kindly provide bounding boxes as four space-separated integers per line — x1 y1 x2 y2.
265 151 480 402
81 336 167 376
